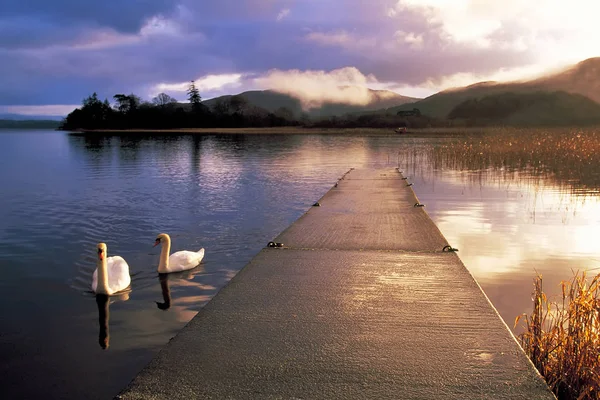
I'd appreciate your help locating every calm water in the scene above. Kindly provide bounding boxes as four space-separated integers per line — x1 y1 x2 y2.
1 129 599 399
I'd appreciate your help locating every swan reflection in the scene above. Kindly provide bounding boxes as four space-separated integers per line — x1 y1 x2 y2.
155 267 209 313
156 273 171 310
95 292 130 350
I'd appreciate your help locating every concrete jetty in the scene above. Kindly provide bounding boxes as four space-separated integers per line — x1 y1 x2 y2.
118 168 554 399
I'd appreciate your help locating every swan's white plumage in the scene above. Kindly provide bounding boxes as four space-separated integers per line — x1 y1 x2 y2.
155 233 205 273
167 249 205 273
92 255 131 295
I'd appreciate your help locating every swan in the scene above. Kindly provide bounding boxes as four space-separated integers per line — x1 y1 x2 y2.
154 233 205 273
91 243 131 295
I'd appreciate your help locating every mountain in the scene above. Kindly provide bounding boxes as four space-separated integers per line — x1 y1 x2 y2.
387 57 600 119
203 89 419 118
448 91 600 126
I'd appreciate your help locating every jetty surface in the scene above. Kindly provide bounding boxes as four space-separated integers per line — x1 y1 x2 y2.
119 168 554 399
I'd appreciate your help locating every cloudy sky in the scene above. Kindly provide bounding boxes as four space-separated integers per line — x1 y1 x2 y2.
1 0 598 115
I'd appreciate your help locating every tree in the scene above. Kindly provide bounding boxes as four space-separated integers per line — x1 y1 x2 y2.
113 94 141 114
65 92 114 129
187 81 202 109
83 92 102 108
152 93 177 106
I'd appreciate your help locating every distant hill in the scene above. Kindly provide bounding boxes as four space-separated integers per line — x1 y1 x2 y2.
0 119 61 129
448 91 600 126
386 57 600 120
530 57 600 103
203 89 419 118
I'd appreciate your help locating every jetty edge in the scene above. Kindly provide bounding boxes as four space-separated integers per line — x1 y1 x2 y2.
117 167 555 399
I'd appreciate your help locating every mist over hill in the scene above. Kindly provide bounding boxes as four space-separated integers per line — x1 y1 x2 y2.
56 56 600 130
385 57 600 123
203 88 419 118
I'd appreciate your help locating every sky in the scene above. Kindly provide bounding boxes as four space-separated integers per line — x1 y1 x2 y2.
1 0 598 116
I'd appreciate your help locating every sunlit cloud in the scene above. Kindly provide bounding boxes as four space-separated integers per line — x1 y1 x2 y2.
304 30 377 49
393 0 600 61
153 73 243 95
394 30 424 49
423 62 570 91
253 67 384 109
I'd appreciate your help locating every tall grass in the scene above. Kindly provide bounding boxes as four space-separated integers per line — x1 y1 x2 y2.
515 271 600 400
398 127 600 193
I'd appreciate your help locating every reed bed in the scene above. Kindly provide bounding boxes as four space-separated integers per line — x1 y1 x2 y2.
515 272 600 400
398 126 600 193
433 127 600 191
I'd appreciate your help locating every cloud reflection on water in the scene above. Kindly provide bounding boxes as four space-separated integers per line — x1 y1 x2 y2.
398 136 600 333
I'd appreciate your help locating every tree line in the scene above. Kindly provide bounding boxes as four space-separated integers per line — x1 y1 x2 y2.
59 80 441 131
59 81 299 130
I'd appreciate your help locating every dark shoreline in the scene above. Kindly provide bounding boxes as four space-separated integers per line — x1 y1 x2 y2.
67 126 492 136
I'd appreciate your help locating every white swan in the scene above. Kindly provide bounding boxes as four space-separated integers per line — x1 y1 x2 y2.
91 243 131 295
154 233 205 273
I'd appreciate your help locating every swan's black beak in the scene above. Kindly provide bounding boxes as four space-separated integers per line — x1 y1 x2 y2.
153 239 160 247
98 248 104 260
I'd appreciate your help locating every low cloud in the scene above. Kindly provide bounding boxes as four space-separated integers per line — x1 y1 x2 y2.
0 104 79 116
276 8 290 21
304 30 377 49
253 67 387 109
394 30 424 49
152 73 243 99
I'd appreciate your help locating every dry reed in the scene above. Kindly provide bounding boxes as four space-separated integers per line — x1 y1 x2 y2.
515 271 600 400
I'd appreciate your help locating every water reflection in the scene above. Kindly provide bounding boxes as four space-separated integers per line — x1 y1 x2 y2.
96 294 110 349
95 292 130 350
396 132 600 333
156 274 171 310
5 129 600 399
154 266 215 319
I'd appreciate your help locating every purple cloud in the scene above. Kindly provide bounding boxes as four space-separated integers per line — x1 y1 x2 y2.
0 0 591 110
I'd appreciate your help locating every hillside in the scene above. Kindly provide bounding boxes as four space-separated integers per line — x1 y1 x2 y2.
387 57 600 119
203 89 418 118
448 91 600 126
530 57 600 103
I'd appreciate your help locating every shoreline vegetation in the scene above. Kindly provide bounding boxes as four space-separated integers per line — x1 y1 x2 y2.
69 126 492 135
516 272 600 400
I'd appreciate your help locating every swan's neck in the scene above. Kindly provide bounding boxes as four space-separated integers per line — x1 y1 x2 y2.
158 237 171 273
96 256 110 294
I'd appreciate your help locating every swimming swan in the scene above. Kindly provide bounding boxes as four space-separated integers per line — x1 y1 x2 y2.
91 243 131 295
153 233 205 273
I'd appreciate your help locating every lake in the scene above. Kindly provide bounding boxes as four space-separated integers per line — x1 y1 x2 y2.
1 128 599 399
